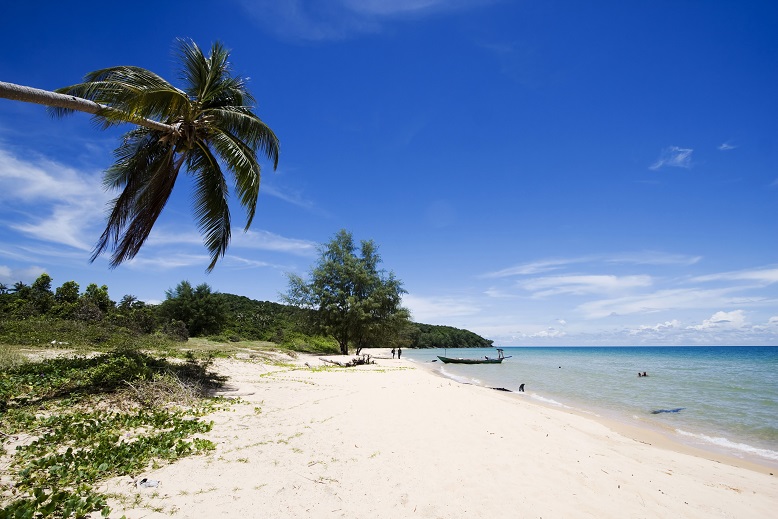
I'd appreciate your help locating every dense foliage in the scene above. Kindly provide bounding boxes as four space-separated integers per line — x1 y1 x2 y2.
410 323 494 349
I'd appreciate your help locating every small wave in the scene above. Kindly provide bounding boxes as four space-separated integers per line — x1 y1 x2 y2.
439 366 481 386
530 394 573 409
675 429 778 461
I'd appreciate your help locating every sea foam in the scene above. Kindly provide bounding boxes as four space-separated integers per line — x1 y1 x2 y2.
676 429 778 461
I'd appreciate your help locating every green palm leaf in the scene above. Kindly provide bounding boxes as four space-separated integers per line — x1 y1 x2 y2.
51 38 279 270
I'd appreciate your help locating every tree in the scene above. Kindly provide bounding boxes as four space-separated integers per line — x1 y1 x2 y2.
0 283 8 295
29 273 55 315
159 281 226 337
54 280 81 319
284 229 409 355
55 281 81 305
0 39 280 271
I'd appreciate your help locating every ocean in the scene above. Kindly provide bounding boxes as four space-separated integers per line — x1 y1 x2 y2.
403 346 778 468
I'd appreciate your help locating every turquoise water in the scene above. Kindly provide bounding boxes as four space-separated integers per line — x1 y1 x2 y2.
404 346 778 467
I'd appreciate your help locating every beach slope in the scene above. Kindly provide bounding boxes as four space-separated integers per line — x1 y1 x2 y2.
102 355 776 518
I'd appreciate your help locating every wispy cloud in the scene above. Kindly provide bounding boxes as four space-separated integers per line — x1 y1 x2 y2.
0 147 108 251
237 0 498 41
233 229 318 256
649 146 693 170
577 287 742 319
605 251 701 266
718 141 737 151
483 252 700 279
482 257 587 278
521 274 653 298
692 267 778 285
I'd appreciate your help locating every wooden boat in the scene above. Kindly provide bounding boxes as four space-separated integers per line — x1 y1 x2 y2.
437 348 511 364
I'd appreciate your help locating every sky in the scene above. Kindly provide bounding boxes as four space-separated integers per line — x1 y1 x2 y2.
1 0 776 346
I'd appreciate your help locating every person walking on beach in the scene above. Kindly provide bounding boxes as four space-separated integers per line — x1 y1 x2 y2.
391 348 396 359
397 347 402 359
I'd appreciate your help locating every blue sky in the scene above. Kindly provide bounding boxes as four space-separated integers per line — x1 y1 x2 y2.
1 0 776 346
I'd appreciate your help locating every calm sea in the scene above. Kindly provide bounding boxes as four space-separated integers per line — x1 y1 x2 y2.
403 346 778 468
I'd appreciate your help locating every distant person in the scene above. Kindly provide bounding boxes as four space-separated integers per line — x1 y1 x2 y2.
391 348 396 359
642 371 647 377
638 372 642 377
397 347 402 359
518 383 525 392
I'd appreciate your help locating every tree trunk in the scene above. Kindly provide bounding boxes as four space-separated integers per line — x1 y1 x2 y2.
0 81 172 133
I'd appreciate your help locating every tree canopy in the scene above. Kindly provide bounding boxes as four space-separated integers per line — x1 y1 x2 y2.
284 229 410 355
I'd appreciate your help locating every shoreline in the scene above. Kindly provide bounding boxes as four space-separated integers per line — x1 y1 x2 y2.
405 348 778 474
94 350 776 518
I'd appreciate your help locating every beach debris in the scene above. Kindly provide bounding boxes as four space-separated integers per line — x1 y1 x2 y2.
490 387 511 392
319 355 374 367
136 477 160 488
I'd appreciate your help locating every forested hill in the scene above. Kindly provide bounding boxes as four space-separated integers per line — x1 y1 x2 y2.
216 293 492 349
410 323 494 349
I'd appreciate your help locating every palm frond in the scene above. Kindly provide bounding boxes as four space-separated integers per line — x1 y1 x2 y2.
52 67 188 127
186 144 231 272
205 106 279 168
92 138 181 267
208 130 260 229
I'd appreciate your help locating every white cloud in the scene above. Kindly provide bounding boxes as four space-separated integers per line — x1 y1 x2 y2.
688 310 747 331
0 147 108 251
577 287 738 319
484 252 700 279
628 319 681 335
483 258 585 278
718 141 737 151
0 264 47 284
692 267 778 285
233 229 318 256
649 146 693 170
521 274 652 298
605 251 702 266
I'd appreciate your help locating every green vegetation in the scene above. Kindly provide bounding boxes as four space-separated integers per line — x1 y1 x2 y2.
1 272 490 355
410 323 494 349
0 349 226 517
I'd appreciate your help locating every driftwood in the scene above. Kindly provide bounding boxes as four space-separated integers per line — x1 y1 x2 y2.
319 354 374 367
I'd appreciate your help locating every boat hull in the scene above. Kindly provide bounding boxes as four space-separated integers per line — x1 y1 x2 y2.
437 356 504 364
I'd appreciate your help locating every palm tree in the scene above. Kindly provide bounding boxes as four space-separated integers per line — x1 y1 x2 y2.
0 282 8 294
0 39 279 271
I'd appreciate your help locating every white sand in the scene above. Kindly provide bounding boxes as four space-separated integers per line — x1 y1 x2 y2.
100 351 777 518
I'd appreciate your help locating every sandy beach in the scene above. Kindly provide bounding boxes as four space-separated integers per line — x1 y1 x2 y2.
99 350 777 518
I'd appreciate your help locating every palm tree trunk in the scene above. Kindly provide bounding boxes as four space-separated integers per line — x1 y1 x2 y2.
0 81 172 133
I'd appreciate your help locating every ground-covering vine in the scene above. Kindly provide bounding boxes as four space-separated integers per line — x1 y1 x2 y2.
0 349 229 518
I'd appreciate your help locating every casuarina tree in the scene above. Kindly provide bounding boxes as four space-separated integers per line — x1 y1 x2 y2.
284 229 409 355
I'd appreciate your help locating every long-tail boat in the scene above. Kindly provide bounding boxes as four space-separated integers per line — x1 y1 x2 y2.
437 348 511 364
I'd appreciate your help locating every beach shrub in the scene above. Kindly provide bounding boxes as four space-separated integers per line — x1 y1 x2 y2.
0 351 227 517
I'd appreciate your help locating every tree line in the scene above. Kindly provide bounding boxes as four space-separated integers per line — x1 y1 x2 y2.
0 276 491 352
